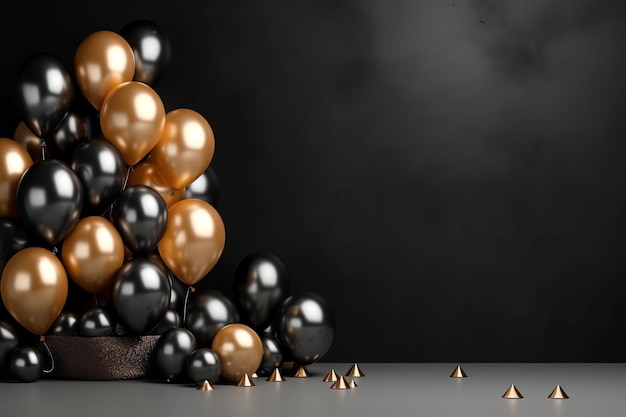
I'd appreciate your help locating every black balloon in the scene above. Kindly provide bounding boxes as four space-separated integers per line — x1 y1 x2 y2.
184 166 219 206
155 327 197 382
49 312 78 336
120 20 172 86
17 159 83 246
167 272 187 312
112 185 168 256
233 252 290 331
14 54 74 138
47 112 91 162
9 346 42 382
153 309 181 335
275 293 335 365
258 334 283 374
186 348 221 384
0 321 19 373
112 259 170 334
78 306 115 337
185 290 239 348
0 218 30 274
71 138 125 215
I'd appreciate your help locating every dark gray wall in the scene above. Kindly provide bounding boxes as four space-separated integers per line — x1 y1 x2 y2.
1 0 626 361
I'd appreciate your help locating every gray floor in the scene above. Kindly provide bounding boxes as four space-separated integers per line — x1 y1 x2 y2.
2 363 625 417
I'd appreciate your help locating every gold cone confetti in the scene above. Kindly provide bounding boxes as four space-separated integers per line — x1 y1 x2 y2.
197 380 214 391
251 372 258 378
450 365 467 378
236 373 256 387
266 368 286 382
502 384 523 399
323 369 339 382
330 376 351 390
548 385 569 399
346 363 365 377
347 378 358 388
294 365 310 378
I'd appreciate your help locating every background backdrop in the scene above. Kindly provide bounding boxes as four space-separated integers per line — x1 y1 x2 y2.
1 0 625 362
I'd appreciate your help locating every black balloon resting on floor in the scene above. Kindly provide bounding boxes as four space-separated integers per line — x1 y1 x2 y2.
258 334 283 375
8 346 42 382
155 328 197 382
185 290 239 348
0 321 19 373
186 348 221 384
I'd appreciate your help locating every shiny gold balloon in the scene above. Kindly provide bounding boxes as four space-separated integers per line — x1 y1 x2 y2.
0 138 34 218
74 31 135 110
61 216 125 294
158 199 225 286
212 324 263 383
100 82 166 166
13 122 49 162
151 109 215 190
127 160 184 207
1 247 68 335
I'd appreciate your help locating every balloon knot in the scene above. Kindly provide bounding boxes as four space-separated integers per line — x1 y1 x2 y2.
190 286 196 293
40 335 45 343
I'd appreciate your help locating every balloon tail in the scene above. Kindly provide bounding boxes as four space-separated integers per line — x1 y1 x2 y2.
40 139 47 161
182 286 195 325
51 246 59 255
122 166 133 190
39 336 55 374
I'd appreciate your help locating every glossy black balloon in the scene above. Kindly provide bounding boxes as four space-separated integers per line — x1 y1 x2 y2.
258 334 283 374
112 185 168 256
155 327 197 381
0 321 19 373
47 112 91 162
71 138 125 215
184 166 219 206
14 54 74 138
185 290 239 348
112 259 170 335
48 312 78 336
0 218 30 274
275 293 335 365
120 20 171 86
78 306 115 337
17 159 83 245
168 272 187 312
233 252 290 331
153 309 181 335
9 346 42 382
186 348 221 384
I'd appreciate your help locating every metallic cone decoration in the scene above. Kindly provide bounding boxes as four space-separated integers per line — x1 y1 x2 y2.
502 384 523 399
267 368 286 382
197 380 214 391
330 376 351 390
323 369 339 382
347 378 358 388
346 363 365 377
251 372 258 378
294 365 310 378
236 373 256 387
450 365 467 378
548 385 569 399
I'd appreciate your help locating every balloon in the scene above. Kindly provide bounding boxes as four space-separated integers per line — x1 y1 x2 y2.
111 258 170 334
158 199 225 286
127 160 184 207
0 321 19 373
71 138 126 214
8 346 42 382
46 112 92 162
61 216 125 294
78 306 115 337
259 334 283 374
0 218 30 275
184 166 219 206
100 81 165 166
111 185 168 256
49 312 78 336
74 31 135 110
233 252 290 331
186 348 221 384
151 109 215 190
14 54 74 138
0 138 34 218
1 248 68 335
153 309 181 335
185 290 239 347
211 324 263 383
155 327 197 382
13 122 49 162
17 159 83 245
120 20 171 86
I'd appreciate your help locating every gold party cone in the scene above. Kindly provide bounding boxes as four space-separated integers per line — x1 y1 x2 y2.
267 368 286 382
323 369 339 382
251 372 258 378
347 378 358 388
449 365 467 378
346 363 365 377
197 380 214 391
502 384 523 399
236 373 256 387
330 376 351 390
548 385 569 399
294 365 310 378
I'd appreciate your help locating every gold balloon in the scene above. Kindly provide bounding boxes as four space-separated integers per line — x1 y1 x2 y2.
74 30 135 110
13 122 49 162
211 324 263 383
61 216 125 294
127 160 183 207
0 138 34 218
158 199 225 286
151 109 215 190
1 247 68 335
100 82 166 166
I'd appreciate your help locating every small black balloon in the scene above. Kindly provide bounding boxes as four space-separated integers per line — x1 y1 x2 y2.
184 166 219 206
49 312 78 336
186 348 221 384
259 334 283 374
0 218 30 275
78 306 115 337
153 309 181 335
9 346 42 382
155 327 197 381
47 112 91 162
185 290 239 347
0 321 19 373
120 20 171 86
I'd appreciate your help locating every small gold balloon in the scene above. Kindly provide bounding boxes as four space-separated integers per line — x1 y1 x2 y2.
0 138 34 218
212 324 263 383
1 247 68 335
13 122 49 162
127 160 183 207
61 216 125 294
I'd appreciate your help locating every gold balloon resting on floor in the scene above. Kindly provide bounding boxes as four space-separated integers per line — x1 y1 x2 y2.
212 324 263 383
